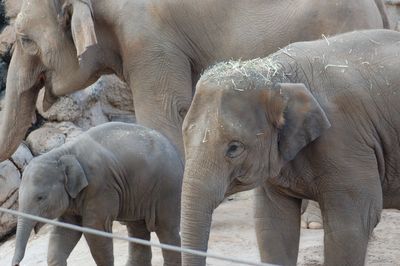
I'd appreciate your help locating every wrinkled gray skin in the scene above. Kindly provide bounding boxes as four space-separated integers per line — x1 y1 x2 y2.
385 0 400 30
0 0 389 161
181 29 400 266
12 122 183 266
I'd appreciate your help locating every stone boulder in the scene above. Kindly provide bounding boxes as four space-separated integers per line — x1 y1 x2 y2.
96 75 135 123
97 75 134 113
10 142 33 171
4 0 22 21
0 89 4 109
0 25 14 57
0 160 21 239
26 126 66 156
0 0 14 95
36 75 135 129
36 89 84 122
0 25 12 94
45 121 84 143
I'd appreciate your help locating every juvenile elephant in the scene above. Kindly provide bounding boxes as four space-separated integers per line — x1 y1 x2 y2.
181 29 400 266
12 122 183 266
0 0 389 161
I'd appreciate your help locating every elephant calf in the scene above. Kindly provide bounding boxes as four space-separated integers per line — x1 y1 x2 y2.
180 29 400 266
12 122 183 266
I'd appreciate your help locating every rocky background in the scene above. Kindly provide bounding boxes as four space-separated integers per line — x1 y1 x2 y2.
0 0 399 242
0 0 135 241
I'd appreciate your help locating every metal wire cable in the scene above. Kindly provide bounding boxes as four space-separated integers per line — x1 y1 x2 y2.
0 207 274 266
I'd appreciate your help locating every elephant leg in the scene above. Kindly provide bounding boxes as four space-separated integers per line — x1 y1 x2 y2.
155 227 181 266
320 188 382 266
126 220 152 266
129 48 193 156
83 218 114 266
47 215 82 266
254 183 301 266
301 200 323 229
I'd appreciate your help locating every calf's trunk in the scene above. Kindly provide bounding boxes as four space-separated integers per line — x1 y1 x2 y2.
180 159 226 266
12 217 36 265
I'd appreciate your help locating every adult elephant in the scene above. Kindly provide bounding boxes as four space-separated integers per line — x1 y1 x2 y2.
0 0 389 161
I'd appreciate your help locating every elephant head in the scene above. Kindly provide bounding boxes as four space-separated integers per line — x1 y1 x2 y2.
180 60 330 265
12 154 88 266
0 0 109 161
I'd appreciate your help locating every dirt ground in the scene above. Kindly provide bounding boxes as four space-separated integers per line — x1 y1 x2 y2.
1 191 399 266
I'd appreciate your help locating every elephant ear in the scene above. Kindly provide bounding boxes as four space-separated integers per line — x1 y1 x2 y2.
55 0 98 60
59 155 88 198
70 0 98 59
272 83 331 161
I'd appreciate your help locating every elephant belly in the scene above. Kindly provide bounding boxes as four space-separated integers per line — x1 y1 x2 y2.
116 206 157 232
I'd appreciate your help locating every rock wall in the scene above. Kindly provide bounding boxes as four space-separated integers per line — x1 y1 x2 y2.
0 0 135 240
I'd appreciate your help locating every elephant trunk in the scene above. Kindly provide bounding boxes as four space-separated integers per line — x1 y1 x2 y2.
0 46 43 161
181 159 226 266
12 216 36 265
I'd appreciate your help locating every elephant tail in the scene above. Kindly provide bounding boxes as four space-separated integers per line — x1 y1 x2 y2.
375 0 391 29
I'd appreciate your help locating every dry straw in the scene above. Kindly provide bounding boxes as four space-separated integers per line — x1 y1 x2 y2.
200 57 286 90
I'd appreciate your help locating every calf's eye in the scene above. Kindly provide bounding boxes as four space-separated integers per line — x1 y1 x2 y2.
37 195 45 201
226 141 245 158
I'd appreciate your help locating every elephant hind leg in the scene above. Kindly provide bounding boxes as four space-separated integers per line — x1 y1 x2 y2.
382 193 400 210
301 200 323 229
126 220 152 266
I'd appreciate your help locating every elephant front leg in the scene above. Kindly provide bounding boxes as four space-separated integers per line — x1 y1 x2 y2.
254 184 301 266
129 48 193 156
47 215 83 266
83 218 114 266
126 220 152 266
320 189 382 266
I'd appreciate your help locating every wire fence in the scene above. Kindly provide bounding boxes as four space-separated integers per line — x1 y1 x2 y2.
0 207 274 266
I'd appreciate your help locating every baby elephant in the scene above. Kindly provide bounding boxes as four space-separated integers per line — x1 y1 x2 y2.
12 122 183 266
180 29 400 266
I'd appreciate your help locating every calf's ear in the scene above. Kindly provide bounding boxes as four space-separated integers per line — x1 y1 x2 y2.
269 83 331 161
59 155 88 198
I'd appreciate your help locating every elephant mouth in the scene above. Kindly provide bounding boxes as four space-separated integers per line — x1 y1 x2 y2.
33 222 45 234
225 178 261 197
28 72 46 92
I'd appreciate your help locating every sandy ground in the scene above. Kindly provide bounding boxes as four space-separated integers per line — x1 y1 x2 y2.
1 191 400 266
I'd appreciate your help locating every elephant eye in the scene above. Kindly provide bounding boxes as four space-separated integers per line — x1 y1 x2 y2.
19 36 39 55
37 195 46 201
226 141 245 159
21 36 33 45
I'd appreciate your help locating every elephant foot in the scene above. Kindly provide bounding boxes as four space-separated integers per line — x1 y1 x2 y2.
126 259 151 266
301 200 323 229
